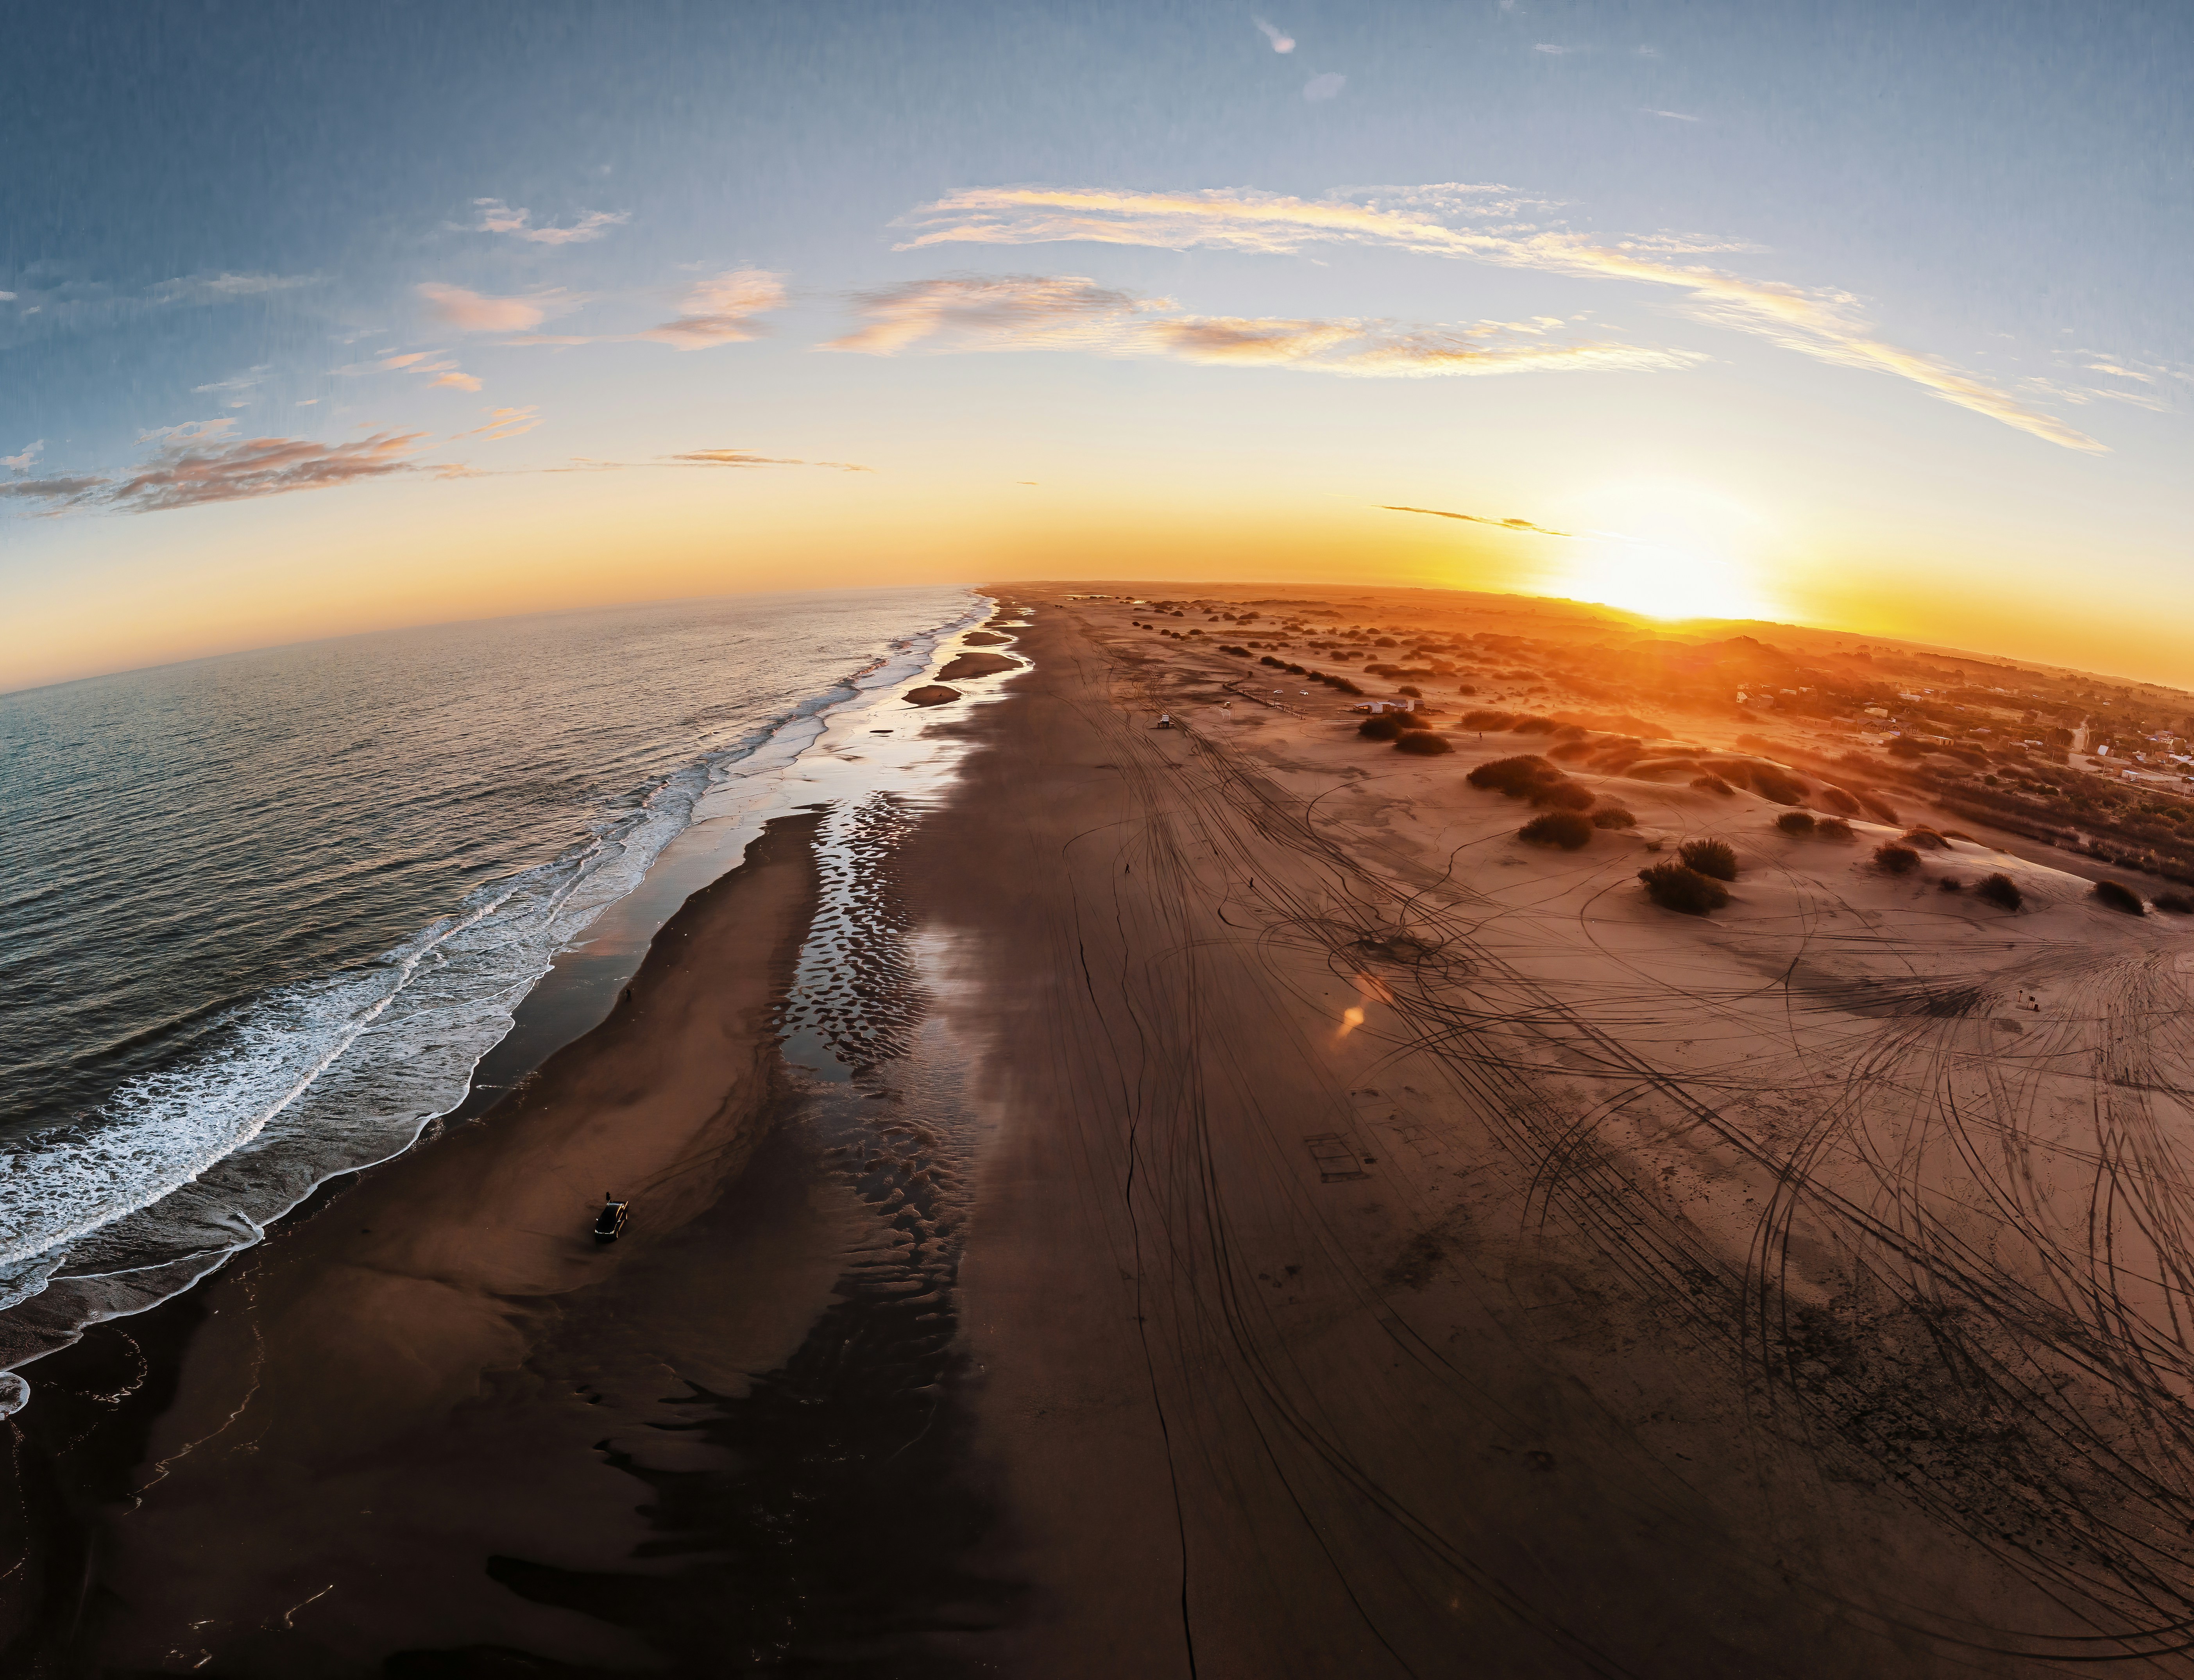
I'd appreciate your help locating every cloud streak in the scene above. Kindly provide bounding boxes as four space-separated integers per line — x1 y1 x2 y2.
891 184 2105 450
1382 504 1572 537
471 198 630 245
1254 17 1294 52
822 274 1701 379
2 428 430 515
669 449 873 472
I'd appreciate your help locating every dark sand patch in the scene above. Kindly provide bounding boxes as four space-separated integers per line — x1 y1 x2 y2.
937 651 1020 682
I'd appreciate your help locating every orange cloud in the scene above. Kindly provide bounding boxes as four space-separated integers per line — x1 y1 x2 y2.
636 268 787 348
417 282 572 333
824 275 1699 378
893 184 2105 451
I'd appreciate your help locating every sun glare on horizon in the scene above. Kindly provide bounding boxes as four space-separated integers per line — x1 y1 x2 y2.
1550 480 1783 624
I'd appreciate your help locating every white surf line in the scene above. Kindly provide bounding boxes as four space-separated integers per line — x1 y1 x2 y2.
0 871 536 1273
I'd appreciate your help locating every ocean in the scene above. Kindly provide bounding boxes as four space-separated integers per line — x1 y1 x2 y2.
0 587 979 1410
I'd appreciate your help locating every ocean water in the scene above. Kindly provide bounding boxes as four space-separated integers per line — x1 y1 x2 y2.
0 587 978 1408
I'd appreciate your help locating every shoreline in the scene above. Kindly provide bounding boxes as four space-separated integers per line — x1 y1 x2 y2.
0 593 988 1412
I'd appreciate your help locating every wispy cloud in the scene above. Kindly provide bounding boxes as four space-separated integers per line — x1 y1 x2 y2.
1303 72 1346 101
1643 108 1699 122
890 184 2105 451
4 427 430 515
105 430 429 512
1254 17 1295 52
2 440 42 472
191 364 274 406
417 282 576 332
0 474 105 506
1382 504 1572 536
823 274 1701 379
442 406 543 441
822 275 1158 355
669 449 873 472
635 268 787 347
471 198 631 245
1532 43 1573 54
335 345 488 393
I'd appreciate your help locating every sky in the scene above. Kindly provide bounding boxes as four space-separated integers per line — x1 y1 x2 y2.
4 0 2190 693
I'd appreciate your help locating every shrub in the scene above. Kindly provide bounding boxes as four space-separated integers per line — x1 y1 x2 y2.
1775 811 1816 836
1901 828 1951 850
2094 879 2145 915
1591 807 1636 829
1752 767 1808 806
1692 774 1734 795
1680 838 1739 881
1360 714 1408 741
1858 794 1901 825
1942 830 1978 843
1874 844 1920 875
1976 873 2023 911
1818 786 1863 816
1462 709 1518 731
1520 810 1593 849
1887 737 1930 759
1939 877 1965 892
1397 685 1422 697
2155 891 2194 915
1512 716 1560 735
1395 730 1453 756
1467 754 1560 796
1532 779 1595 811
1639 861 1730 915
1815 817 1856 842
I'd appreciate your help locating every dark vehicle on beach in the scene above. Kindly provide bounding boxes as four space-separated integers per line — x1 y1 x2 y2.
593 1194 630 1244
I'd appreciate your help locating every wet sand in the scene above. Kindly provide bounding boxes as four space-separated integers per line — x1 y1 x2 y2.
10 588 2194 1675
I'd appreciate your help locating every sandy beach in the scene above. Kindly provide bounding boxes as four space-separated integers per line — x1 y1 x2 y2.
8 586 2194 1676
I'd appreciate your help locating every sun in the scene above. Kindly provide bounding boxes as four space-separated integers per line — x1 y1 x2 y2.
1549 480 1782 623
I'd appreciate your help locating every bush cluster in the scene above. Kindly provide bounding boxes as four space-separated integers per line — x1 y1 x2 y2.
1359 713 1428 741
1462 709 1519 731
2155 891 2194 915
1679 838 1739 881
1751 767 1808 806
1775 811 1816 836
1692 774 1734 795
1639 861 1730 914
1976 873 2023 910
1900 828 1951 851
1817 787 1863 816
1520 810 1593 849
1591 807 1636 830
2093 879 2145 915
1395 730 1453 756
1874 844 1920 875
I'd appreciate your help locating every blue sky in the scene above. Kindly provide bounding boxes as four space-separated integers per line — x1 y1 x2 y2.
5 0 2190 689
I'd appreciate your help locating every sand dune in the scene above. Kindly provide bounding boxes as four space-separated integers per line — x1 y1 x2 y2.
915 590 2194 1675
